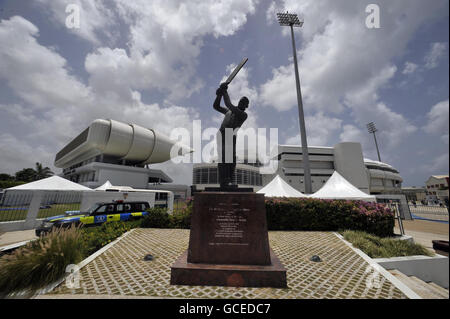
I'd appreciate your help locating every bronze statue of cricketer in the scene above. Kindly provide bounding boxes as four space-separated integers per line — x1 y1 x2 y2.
213 82 249 189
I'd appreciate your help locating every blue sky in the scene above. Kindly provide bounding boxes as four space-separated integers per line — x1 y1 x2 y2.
0 0 448 187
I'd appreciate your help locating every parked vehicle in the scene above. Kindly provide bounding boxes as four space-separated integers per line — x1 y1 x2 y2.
35 200 150 236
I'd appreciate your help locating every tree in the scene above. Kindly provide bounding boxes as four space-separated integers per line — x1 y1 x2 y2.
15 168 37 183
14 163 54 182
34 162 54 180
0 173 14 181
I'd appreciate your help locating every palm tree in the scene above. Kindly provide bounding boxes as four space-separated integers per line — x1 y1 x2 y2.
34 162 54 180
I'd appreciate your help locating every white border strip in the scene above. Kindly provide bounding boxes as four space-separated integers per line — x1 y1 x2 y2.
333 232 422 299
0 239 34 252
7 228 136 298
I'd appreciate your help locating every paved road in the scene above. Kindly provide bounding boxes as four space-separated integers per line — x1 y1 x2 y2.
395 219 449 253
0 229 37 247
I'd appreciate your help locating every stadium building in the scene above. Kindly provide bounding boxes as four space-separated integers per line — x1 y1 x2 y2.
55 119 191 189
192 142 403 195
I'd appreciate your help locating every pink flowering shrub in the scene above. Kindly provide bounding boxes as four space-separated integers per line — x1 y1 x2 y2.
265 198 394 237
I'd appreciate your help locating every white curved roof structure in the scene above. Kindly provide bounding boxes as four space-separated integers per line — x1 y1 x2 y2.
310 171 375 201
55 119 192 168
8 176 92 191
257 175 307 197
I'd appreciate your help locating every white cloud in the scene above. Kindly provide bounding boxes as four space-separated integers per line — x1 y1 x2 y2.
423 99 449 144
0 16 199 174
39 0 258 102
340 124 364 143
420 152 449 174
402 62 418 74
0 133 54 174
260 65 296 112
36 0 117 45
424 42 448 69
285 112 342 146
260 0 436 154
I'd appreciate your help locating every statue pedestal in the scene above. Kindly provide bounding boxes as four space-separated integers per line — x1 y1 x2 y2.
170 192 287 288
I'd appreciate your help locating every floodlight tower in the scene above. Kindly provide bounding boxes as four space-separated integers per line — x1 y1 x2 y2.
367 122 382 162
277 11 312 194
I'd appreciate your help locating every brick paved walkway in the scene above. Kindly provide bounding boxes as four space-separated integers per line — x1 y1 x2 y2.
48 229 407 299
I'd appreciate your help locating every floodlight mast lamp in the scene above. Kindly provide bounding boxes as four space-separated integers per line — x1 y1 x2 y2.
367 122 382 162
277 12 312 194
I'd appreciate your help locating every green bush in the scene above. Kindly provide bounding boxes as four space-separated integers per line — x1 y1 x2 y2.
140 208 171 228
265 198 394 237
0 225 84 297
0 219 141 296
140 202 192 229
170 201 192 229
81 220 141 256
342 230 433 258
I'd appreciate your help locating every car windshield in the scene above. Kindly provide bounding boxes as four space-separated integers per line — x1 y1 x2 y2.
87 203 102 215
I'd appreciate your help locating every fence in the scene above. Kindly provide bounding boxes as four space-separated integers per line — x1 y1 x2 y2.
409 204 449 223
0 191 34 222
0 191 83 232
375 194 412 220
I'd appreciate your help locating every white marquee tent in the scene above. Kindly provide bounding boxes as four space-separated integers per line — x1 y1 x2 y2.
309 171 375 201
8 175 92 191
257 175 307 198
95 180 113 191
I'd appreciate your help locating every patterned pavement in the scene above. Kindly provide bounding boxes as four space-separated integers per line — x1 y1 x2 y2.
48 229 407 299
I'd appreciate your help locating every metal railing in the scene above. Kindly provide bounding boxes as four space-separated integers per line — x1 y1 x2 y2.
408 204 449 222
0 191 34 222
37 191 82 219
388 202 405 235
0 191 83 232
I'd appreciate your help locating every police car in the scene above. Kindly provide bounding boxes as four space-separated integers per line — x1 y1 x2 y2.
35 201 150 236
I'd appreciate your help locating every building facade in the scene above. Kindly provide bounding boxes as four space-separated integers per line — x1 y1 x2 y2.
191 142 403 195
401 187 427 202
55 119 190 189
364 158 403 194
192 159 264 191
425 175 449 201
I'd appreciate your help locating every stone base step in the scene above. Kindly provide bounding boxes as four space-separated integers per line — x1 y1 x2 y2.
389 269 449 299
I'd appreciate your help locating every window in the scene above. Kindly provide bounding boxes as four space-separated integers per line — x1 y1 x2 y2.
156 193 168 200
106 204 115 213
243 170 249 185
200 168 208 184
92 205 107 215
132 203 149 211
209 168 218 184
236 169 243 184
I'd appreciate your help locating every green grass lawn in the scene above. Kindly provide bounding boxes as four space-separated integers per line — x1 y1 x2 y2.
0 203 81 222
341 230 434 258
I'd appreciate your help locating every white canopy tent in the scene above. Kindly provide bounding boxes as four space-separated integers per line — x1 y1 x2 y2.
7 175 92 191
257 175 307 198
309 171 375 201
95 180 113 191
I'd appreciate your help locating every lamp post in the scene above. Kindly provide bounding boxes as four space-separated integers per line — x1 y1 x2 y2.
367 122 382 162
277 11 312 194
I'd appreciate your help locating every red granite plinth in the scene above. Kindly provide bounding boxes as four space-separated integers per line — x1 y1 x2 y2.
170 249 286 288
170 192 287 288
